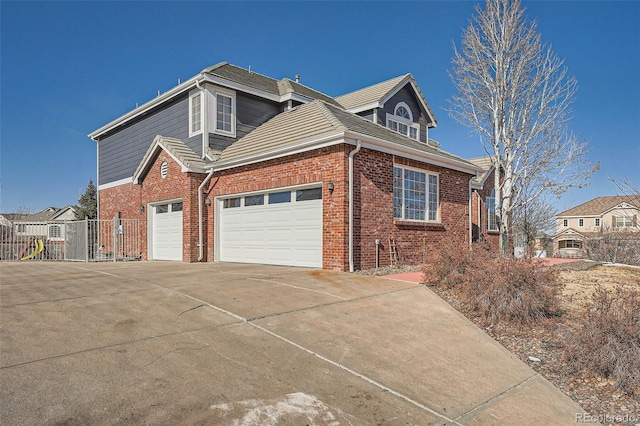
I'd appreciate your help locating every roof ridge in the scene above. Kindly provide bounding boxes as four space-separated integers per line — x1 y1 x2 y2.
277 79 294 94
313 100 347 130
205 62 280 84
335 73 409 100
282 78 337 100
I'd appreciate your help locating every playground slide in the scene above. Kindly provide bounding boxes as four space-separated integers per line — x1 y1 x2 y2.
20 239 44 261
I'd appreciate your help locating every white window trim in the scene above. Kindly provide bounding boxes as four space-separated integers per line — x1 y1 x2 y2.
595 218 600 227
386 102 420 141
212 87 236 137
487 194 499 232
189 90 203 137
393 164 439 223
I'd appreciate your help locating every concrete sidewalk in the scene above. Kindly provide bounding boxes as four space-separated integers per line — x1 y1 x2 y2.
1 262 587 425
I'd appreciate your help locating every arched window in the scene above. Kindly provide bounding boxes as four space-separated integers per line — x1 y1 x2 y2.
395 104 412 120
386 102 420 140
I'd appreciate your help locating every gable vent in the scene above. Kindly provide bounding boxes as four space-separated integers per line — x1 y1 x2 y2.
160 161 169 178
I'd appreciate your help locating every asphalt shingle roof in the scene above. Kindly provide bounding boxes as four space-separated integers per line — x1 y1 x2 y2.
336 75 408 110
218 100 474 170
557 195 640 217
204 62 281 96
134 135 207 181
468 156 494 186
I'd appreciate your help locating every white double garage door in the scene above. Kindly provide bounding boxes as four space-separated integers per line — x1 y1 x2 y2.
149 186 323 267
218 186 323 268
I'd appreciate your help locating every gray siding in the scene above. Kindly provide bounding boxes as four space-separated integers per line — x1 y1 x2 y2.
382 86 430 144
209 92 280 152
98 94 198 185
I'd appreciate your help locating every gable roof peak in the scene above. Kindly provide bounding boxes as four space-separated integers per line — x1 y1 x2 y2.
557 194 640 217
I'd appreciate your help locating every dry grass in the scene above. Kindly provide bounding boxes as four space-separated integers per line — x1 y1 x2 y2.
559 265 640 315
559 265 640 396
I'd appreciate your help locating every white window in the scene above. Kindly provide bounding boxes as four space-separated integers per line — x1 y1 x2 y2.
487 190 498 231
579 218 584 227
386 102 420 141
189 92 202 136
216 93 234 134
560 240 582 249
615 216 633 227
393 166 438 222
595 218 600 227
563 219 568 227
49 225 61 238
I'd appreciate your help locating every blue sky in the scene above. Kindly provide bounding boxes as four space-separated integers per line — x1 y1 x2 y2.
1 1 638 214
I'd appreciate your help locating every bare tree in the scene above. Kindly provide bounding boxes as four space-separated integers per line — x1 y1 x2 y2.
449 0 598 255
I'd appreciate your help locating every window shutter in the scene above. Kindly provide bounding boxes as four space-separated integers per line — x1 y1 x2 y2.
612 216 617 227
633 215 637 227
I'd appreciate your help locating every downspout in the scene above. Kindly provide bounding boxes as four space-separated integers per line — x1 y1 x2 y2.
468 181 473 248
93 137 100 220
348 140 362 272
195 77 207 160
198 168 215 261
196 76 213 262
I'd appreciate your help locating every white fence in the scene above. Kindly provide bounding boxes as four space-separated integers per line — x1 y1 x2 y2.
0 218 141 262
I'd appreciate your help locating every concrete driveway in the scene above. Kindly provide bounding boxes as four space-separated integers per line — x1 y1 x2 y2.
1 261 585 425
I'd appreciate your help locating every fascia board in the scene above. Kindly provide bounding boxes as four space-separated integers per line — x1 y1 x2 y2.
133 141 202 184
98 177 133 191
379 78 437 128
203 75 281 102
344 101 382 114
601 203 640 216
89 75 202 140
207 131 346 171
280 92 314 104
553 228 586 239
343 130 481 175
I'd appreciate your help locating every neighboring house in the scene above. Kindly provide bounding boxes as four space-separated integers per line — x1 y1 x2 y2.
14 206 77 241
89 62 482 271
469 156 499 250
553 195 640 258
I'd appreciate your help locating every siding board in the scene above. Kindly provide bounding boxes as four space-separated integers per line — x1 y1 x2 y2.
99 95 191 185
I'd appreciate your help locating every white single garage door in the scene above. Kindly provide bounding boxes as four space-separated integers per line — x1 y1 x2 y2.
152 200 183 261
219 187 322 268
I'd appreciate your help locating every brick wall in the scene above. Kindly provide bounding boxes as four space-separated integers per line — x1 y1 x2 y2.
99 151 205 262
207 145 349 270
354 148 473 269
471 168 499 251
100 144 475 271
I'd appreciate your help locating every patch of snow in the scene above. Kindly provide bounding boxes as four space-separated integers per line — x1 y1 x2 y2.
211 392 344 426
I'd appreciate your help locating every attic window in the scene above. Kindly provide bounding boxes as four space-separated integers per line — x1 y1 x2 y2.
387 102 420 141
160 161 169 178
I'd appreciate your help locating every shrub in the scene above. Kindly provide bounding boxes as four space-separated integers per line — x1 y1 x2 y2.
423 244 562 325
563 286 640 396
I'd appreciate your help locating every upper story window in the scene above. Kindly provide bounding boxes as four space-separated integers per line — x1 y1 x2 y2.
487 189 498 231
595 218 600 227
393 166 438 222
563 219 568 227
387 102 420 141
216 92 235 135
615 216 633 227
189 92 202 137
579 218 584 227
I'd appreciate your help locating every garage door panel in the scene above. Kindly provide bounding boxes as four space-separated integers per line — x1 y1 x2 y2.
152 203 183 261
219 188 322 268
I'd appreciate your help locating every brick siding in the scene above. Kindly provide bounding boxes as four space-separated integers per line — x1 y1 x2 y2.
100 144 474 271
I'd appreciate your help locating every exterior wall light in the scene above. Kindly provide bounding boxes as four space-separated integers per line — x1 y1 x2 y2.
328 181 335 194
140 205 145 213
